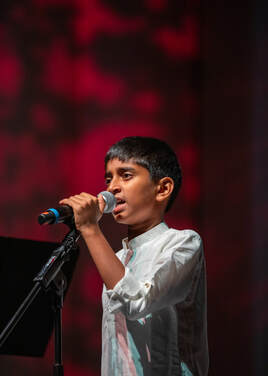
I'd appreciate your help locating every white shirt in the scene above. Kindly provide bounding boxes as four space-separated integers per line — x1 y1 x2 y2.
101 222 209 375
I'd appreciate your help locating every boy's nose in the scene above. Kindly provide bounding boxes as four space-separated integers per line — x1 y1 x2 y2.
107 180 121 195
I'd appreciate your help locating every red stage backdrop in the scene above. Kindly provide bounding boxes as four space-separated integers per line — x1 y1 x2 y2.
0 1 201 375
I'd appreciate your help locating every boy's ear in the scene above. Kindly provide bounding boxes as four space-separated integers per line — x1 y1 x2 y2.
155 177 174 203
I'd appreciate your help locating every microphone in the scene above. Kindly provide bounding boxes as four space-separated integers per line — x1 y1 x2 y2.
38 191 116 225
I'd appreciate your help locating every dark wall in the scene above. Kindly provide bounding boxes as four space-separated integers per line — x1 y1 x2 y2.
251 1 268 374
202 1 268 375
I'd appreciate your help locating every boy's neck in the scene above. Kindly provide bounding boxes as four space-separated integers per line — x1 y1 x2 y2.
127 217 163 241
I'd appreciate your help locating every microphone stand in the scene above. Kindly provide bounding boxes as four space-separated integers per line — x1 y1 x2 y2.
35 226 80 376
0 226 80 376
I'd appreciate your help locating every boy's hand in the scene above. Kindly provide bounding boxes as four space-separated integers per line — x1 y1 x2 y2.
59 192 106 233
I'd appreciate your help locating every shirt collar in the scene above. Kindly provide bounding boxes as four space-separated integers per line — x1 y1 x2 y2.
122 222 169 251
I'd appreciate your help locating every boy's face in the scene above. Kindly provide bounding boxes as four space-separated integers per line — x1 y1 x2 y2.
105 158 161 227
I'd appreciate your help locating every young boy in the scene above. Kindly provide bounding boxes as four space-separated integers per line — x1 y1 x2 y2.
60 136 209 376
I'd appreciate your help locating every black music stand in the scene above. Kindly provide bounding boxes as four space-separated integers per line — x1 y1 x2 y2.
0 234 79 374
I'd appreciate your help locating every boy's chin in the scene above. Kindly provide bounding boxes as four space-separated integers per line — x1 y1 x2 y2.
113 215 128 225
112 212 132 225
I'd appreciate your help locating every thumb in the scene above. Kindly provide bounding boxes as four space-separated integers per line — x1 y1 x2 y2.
97 193 106 214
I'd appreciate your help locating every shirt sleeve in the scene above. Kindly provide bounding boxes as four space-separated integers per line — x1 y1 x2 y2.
104 230 203 320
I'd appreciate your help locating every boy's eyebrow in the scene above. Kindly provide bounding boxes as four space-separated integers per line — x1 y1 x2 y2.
104 166 136 178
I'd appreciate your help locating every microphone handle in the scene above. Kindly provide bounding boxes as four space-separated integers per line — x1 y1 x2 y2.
38 205 73 225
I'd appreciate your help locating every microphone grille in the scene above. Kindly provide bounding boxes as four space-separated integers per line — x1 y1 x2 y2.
100 191 116 213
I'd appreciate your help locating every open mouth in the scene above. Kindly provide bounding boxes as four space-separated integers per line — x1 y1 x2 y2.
114 198 126 213
116 198 125 205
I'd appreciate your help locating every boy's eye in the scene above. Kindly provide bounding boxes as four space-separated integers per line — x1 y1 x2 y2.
105 178 111 185
122 172 132 179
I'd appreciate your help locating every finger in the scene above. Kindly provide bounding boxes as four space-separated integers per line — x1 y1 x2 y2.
79 192 94 199
97 194 106 213
59 196 84 207
60 193 95 204
59 198 71 205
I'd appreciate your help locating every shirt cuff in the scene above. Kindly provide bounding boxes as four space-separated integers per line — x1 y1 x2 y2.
105 266 152 314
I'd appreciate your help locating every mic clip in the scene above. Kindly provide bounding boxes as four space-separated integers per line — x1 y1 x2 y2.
34 228 80 289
